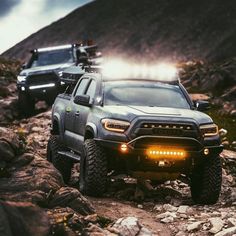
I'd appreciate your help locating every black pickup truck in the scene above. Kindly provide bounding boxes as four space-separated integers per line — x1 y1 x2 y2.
17 43 101 115
47 66 223 204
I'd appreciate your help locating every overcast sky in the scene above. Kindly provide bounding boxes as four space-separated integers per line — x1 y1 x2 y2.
0 0 92 54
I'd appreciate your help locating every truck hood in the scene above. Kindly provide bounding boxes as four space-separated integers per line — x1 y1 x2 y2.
99 105 213 125
19 62 74 76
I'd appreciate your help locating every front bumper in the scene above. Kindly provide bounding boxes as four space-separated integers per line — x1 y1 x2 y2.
17 82 62 100
95 135 223 157
95 135 223 173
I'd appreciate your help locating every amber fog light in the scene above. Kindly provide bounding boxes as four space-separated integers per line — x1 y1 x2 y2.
120 144 128 153
147 147 187 160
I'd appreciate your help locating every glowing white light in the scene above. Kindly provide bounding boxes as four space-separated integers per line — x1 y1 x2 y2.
103 59 132 78
154 63 178 81
29 83 55 90
38 45 72 52
102 59 178 81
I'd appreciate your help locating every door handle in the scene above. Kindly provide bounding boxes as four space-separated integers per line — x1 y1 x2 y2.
75 111 80 116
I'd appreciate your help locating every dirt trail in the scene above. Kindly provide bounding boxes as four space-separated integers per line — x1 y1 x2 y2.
90 197 171 236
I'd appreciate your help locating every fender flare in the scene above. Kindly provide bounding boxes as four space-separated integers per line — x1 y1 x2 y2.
85 122 98 139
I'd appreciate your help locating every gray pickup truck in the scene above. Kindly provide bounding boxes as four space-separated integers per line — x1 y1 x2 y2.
47 67 223 204
17 43 101 115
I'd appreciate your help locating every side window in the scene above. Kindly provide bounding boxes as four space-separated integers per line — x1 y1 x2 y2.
74 78 89 96
85 80 96 102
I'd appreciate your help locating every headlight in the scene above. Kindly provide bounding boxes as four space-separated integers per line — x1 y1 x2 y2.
200 124 219 137
102 119 130 133
58 71 63 77
17 75 26 82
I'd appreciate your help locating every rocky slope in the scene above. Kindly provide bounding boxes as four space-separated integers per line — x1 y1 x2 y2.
2 0 236 62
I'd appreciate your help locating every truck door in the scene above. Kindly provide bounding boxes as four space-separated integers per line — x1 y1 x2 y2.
64 77 90 150
73 79 97 153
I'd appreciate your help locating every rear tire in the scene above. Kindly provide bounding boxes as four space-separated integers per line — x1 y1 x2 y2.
190 155 222 204
47 135 72 184
79 139 107 196
18 92 35 116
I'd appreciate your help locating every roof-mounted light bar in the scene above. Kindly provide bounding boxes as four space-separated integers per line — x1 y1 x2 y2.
37 44 73 52
102 59 179 82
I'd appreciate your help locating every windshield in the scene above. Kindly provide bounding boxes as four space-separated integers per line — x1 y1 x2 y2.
30 48 74 67
104 80 190 109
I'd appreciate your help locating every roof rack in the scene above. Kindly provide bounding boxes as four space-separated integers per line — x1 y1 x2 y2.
84 65 102 73
61 66 85 85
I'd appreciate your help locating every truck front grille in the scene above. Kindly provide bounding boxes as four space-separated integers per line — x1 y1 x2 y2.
27 73 59 86
132 122 199 139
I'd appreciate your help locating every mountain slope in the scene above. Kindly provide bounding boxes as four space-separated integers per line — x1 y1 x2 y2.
2 0 236 62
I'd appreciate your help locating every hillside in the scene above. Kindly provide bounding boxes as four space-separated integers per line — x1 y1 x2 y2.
2 0 236 62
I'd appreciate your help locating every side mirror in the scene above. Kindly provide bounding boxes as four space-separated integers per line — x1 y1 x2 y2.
21 63 27 70
195 100 210 111
74 95 91 107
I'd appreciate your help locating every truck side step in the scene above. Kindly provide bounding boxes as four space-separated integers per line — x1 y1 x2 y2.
58 151 81 162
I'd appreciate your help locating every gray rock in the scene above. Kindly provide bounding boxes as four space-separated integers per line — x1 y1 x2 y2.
138 226 152 236
227 218 236 227
215 226 236 236
153 205 162 212
209 217 224 234
161 216 174 223
163 203 177 212
175 231 186 236
156 212 177 219
187 221 203 232
177 205 189 214
110 217 152 236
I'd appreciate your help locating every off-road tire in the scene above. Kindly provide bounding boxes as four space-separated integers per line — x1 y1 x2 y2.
18 92 35 116
79 139 107 196
190 155 222 204
47 135 72 184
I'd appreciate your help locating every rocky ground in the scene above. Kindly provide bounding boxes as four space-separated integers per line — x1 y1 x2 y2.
0 57 236 235
0 110 236 235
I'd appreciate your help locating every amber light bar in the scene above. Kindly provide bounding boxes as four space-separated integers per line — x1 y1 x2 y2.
147 148 187 160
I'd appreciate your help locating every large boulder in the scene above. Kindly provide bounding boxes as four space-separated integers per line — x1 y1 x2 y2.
0 200 50 236
0 126 63 205
49 187 95 215
0 127 22 162
0 153 64 205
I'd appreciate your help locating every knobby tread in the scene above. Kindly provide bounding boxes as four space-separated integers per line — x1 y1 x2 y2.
80 139 107 197
190 155 222 204
47 135 72 184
